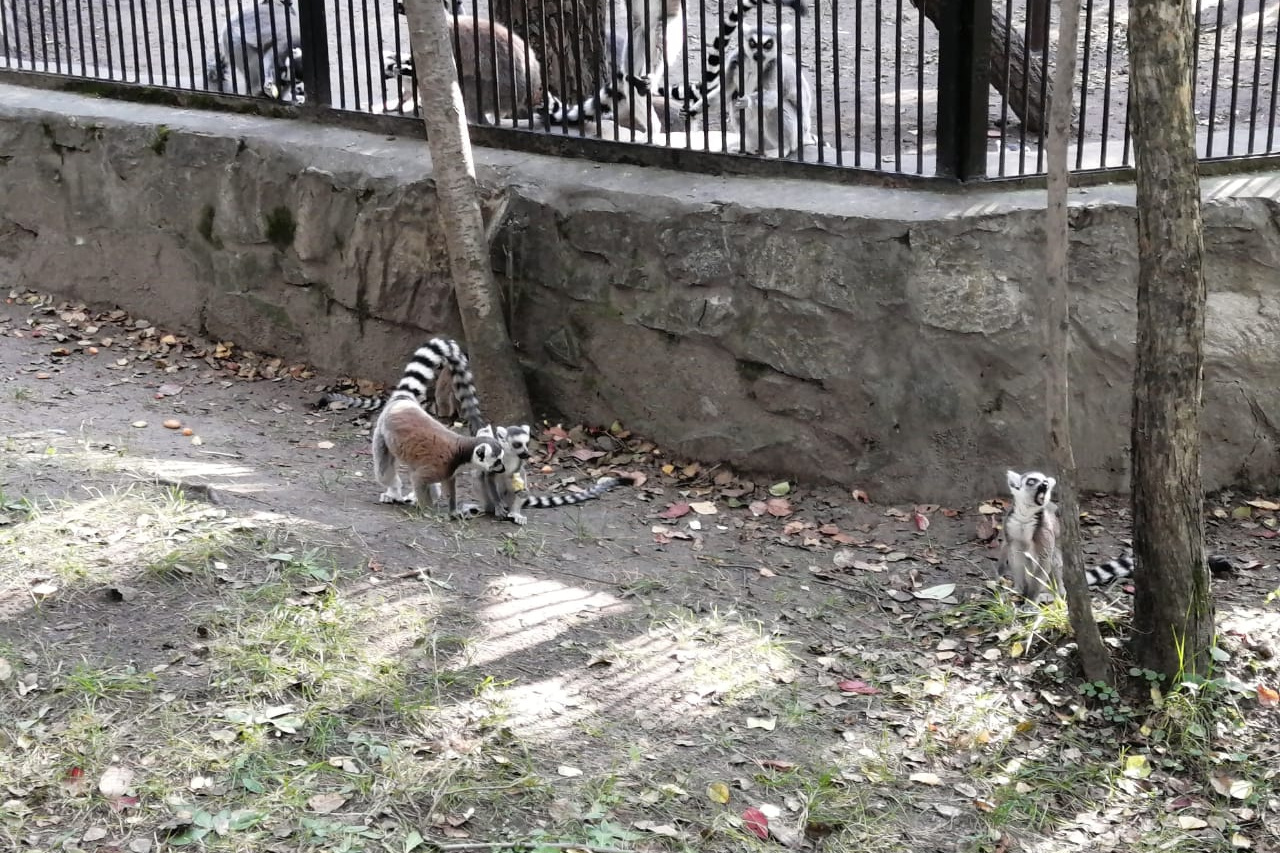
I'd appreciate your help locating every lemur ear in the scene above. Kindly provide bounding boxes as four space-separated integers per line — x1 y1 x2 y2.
776 22 795 43
1006 470 1021 491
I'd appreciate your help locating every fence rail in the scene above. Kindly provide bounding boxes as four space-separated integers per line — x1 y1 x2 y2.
2 0 1278 181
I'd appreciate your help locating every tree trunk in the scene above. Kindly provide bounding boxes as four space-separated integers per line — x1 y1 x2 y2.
1128 0 1214 679
911 0 1050 134
401 0 533 424
489 0 605 106
1044 0 1111 685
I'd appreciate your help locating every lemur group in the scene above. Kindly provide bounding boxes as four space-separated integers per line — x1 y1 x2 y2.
318 339 626 525
207 0 819 158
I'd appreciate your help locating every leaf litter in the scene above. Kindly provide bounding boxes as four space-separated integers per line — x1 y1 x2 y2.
1 287 1279 852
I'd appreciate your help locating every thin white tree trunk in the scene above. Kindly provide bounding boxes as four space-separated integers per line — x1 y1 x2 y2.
1045 0 1111 684
400 0 532 424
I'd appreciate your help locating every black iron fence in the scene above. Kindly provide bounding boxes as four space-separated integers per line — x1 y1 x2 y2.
1 0 1278 180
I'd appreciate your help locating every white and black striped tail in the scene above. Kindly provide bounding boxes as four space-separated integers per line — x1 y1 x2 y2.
1085 551 1242 588
524 476 622 509
1085 551 1134 587
315 390 385 412
392 338 487 433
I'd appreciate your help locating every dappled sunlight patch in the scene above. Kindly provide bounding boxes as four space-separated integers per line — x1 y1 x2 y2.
468 574 628 668
494 607 797 738
120 455 274 494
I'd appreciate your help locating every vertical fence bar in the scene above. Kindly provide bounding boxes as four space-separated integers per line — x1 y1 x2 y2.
988 0 1008 174
299 0 332 106
1206 0 1226 156
893 0 902 170
1227 0 1245 155
873 0 882 164
195 0 208 89
915 0 924 173
113 0 126 80
1032 0 1048 172
1246 0 1263 152
74 0 87 75
180 0 194 88
812 0 824 161
1268 3 1280 152
935 0 991 179
1097 0 1116 169
1015 2 1028 173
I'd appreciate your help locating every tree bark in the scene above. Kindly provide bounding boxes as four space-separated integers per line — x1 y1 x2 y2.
1044 0 1111 685
1127 0 1214 679
911 0 1050 134
489 0 605 106
401 0 533 424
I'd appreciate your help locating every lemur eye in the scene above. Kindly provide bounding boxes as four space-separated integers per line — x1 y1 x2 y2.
763 38 773 49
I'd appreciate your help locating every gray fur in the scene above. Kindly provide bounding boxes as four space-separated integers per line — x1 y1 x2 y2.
207 0 304 102
998 469 1064 602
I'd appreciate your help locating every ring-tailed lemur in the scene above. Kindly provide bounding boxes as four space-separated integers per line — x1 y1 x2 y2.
207 0 305 102
548 0 808 132
683 21 816 157
630 0 807 119
371 353 506 516
382 16 543 123
998 470 1253 600
998 470 1065 602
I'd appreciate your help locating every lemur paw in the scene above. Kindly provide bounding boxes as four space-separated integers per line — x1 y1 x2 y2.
731 95 752 111
382 51 412 80
380 491 416 505
511 513 528 526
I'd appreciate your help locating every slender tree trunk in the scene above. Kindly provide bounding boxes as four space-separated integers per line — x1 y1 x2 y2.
1044 0 1110 685
910 0 1050 134
1128 0 1214 679
401 0 533 424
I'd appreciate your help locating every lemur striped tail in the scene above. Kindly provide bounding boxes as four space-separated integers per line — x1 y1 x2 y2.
523 476 622 509
316 391 385 412
1085 551 1243 588
1084 551 1134 587
315 338 483 426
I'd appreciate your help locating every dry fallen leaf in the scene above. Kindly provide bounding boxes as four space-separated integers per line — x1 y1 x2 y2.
837 679 879 695
765 497 793 518
557 765 583 777
746 716 777 731
1256 685 1278 707
909 772 942 786
912 583 955 601
660 503 691 519
307 792 347 814
742 807 769 840
707 781 731 804
1209 772 1254 800
689 501 718 515
851 489 870 503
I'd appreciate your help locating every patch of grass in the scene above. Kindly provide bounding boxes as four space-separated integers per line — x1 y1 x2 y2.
264 205 296 249
150 124 171 155
60 660 157 702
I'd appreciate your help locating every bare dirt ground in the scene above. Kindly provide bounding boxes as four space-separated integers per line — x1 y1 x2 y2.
2 286 1279 853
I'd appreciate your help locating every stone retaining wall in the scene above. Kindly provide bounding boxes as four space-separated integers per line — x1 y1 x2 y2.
2 84 1278 501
